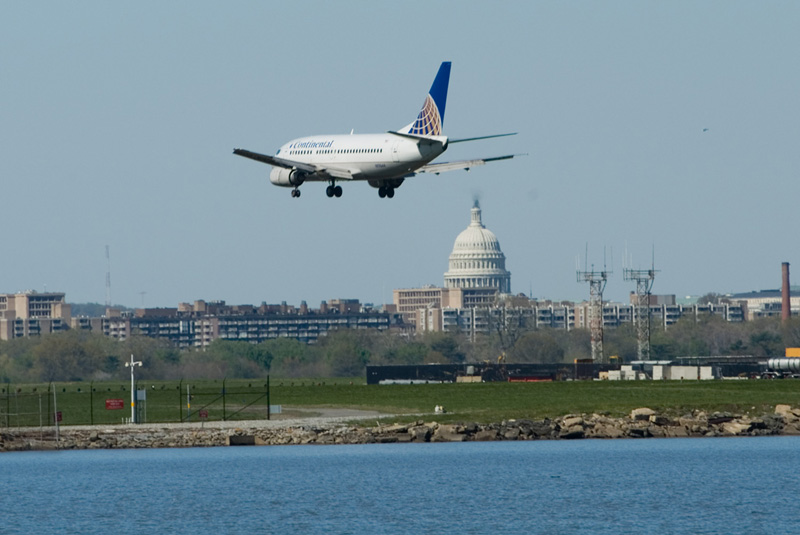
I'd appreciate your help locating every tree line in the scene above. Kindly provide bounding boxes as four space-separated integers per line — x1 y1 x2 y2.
1 316 799 383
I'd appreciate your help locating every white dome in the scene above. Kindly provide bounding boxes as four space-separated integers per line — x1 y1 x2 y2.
444 202 511 293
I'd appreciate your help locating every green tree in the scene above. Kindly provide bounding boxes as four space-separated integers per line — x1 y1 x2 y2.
781 317 800 349
266 338 323 377
423 332 466 363
602 324 637 362
507 331 565 363
202 339 272 378
649 328 678 360
463 332 505 364
117 335 182 380
318 330 371 377
30 331 107 382
664 318 710 356
378 341 428 366
749 330 782 357
0 337 39 382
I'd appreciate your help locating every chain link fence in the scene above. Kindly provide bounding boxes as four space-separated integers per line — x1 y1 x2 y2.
0 379 272 428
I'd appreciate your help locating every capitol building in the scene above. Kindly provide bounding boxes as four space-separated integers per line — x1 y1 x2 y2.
393 202 512 327
444 201 511 293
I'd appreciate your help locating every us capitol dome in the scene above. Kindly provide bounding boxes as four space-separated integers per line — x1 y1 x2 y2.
444 201 511 294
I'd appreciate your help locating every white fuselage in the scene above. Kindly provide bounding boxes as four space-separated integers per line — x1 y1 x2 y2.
273 133 447 183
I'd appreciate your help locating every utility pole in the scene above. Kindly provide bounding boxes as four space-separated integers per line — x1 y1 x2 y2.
125 354 142 423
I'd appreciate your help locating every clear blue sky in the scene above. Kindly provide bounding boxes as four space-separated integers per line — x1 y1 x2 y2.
2 2 798 308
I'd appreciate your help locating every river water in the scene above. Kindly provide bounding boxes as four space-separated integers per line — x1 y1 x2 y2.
2 436 799 534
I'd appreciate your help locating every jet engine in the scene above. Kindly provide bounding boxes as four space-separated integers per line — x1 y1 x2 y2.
368 178 405 190
270 168 305 187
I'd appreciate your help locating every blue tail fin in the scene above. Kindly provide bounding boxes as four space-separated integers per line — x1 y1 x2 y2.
403 62 451 136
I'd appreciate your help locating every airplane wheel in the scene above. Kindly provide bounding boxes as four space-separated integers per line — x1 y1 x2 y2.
326 185 334 198
334 186 343 197
386 187 395 198
378 187 386 198
291 189 301 198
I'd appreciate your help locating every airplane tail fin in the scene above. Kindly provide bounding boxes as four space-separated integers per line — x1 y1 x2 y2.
399 61 451 136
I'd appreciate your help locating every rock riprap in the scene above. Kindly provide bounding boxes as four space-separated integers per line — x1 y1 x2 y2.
2 405 796 452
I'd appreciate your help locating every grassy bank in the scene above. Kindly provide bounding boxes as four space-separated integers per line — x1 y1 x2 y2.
274 380 800 423
3 378 800 427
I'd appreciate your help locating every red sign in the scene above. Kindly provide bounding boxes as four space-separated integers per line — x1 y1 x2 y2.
199 410 209 419
54 411 62 422
106 398 125 410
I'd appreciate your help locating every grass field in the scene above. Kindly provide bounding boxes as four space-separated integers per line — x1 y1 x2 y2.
4 378 800 427
273 379 800 423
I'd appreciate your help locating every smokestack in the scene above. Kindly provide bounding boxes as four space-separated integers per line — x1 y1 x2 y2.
782 262 791 322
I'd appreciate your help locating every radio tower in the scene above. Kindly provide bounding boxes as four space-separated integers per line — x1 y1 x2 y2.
624 252 658 361
105 245 112 308
577 249 610 364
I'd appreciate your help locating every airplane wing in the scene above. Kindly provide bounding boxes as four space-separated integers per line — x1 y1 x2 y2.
233 148 317 173
412 154 521 176
233 148 355 180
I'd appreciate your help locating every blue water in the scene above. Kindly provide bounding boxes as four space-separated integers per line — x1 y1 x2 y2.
2 437 799 534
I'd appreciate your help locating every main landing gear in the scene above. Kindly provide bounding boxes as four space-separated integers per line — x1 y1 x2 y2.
378 186 395 198
291 188 301 198
326 183 343 198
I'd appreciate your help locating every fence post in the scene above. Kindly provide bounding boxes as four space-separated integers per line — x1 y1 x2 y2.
5 383 10 427
90 380 94 425
178 379 183 422
267 376 271 421
47 383 52 427
222 378 226 421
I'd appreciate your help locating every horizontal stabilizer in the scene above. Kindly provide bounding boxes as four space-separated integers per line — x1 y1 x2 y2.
387 131 447 145
449 133 517 144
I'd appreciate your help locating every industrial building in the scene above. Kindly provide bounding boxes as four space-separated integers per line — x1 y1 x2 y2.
728 288 800 320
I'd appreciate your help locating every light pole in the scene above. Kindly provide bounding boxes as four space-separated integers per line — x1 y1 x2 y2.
125 354 142 424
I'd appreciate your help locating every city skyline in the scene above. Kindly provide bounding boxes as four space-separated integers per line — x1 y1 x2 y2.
3 3 798 308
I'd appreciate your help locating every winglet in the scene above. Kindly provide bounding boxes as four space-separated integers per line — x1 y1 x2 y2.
401 62 451 136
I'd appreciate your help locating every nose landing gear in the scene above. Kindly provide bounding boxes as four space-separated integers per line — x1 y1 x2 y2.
291 188 301 198
378 186 395 198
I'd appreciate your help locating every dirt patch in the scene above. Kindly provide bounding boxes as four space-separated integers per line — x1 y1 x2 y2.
274 407 387 420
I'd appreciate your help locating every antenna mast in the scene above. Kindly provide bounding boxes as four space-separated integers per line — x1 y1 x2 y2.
624 249 659 361
105 245 111 308
577 247 610 364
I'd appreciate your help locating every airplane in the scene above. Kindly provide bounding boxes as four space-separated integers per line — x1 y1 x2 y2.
233 61 519 199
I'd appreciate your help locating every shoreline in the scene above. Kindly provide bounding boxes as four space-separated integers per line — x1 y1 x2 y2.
3 405 799 452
